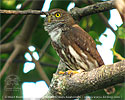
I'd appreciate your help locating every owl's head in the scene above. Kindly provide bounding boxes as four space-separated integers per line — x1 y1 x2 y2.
44 9 75 32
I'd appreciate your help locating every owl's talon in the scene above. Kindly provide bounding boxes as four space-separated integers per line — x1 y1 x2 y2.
59 71 65 74
58 70 79 75
66 70 79 75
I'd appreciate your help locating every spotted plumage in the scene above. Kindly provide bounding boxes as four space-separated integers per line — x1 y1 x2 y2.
44 9 104 71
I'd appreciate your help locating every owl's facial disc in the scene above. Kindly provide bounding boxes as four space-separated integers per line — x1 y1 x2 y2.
44 9 75 33
45 12 63 23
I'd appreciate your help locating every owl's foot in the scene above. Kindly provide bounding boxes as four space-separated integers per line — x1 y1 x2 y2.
65 70 79 75
59 71 65 74
59 70 81 75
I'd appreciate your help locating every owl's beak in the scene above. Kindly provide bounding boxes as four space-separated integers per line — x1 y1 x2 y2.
48 15 51 23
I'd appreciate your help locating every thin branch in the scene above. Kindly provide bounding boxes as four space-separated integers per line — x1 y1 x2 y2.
0 42 14 53
0 9 46 15
28 49 50 86
0 45 22 79
0 16 26 44
41 61 125 100
0 0 32 35
98 13 116 33
112 49 125 60
0 59 57 68
40 62 57 68
44 53 59 63
39 38 51 59
20 0 32 10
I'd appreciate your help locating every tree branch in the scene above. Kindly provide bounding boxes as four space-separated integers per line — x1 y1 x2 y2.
0 16 26 44
0 9 46 15
0 42 14 53
41 61 125 100
97 13 116 33
39 38 51 59
0 59 57 68
28 49 50 86
69 0 115 20
0 45 22 79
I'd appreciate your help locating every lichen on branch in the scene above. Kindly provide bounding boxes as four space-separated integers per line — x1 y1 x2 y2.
69 1 115 20
41 61 125 100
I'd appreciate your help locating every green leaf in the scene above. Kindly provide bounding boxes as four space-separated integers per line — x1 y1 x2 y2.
114 83 125 100
103 34 108 37
80 16 93 30
113 38 125 62
88 31 102 45
79 11 110 37
95 39 102 45
2 0 16 9
91 11 110 36
117 25 125 39
89 31 99 39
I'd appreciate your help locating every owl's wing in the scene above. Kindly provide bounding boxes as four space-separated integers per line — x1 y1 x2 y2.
68 24 104 67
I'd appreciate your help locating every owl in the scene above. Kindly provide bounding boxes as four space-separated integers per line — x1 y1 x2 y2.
44 8 115 94
44 9 104 71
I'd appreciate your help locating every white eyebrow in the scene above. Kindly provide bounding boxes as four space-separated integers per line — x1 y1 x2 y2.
51 11 60 15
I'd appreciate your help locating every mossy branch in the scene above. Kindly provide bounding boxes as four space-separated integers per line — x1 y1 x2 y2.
69 0 115 20
41 61 125 100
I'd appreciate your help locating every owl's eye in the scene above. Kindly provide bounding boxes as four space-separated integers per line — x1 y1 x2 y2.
55 13 61 17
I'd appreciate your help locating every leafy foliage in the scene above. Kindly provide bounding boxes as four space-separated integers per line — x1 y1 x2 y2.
117 25 125 39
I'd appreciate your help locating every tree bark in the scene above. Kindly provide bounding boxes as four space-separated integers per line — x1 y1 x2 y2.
69 0 115 20
41 60 125 100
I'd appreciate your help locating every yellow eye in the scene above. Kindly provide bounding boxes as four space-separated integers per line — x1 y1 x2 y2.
55 13 61 17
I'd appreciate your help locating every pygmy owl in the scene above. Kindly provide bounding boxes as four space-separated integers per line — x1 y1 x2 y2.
44 9 115 94
44 9 104 71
